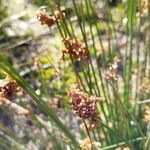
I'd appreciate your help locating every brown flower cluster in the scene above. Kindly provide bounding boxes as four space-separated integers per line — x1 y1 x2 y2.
37 9 63 28
62 37 89 61
69 89 101 127
105 58 122 81
0 75 28 115
0 75 19 104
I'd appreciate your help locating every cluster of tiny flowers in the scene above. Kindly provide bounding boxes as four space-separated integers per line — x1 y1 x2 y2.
0 75 19 104
62 37 89 61
37 9 63 28
0 75 28 115
69 89 100 127
105 58 122 81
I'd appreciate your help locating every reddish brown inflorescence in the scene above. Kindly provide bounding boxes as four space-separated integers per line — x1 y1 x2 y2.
0 75 29 115
62 37 89 61
37 10 63 28
0 75 19 100
69 89 101 128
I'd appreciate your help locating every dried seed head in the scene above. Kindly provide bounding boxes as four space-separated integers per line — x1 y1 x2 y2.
62 37 89 61
69 89 101 128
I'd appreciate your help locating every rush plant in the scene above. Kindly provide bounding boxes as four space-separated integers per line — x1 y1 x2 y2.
0 0 149 149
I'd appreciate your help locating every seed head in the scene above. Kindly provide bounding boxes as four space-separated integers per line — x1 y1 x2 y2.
37 9 63 28
62 37 89 61
69 89 101 128
0 75 19 101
